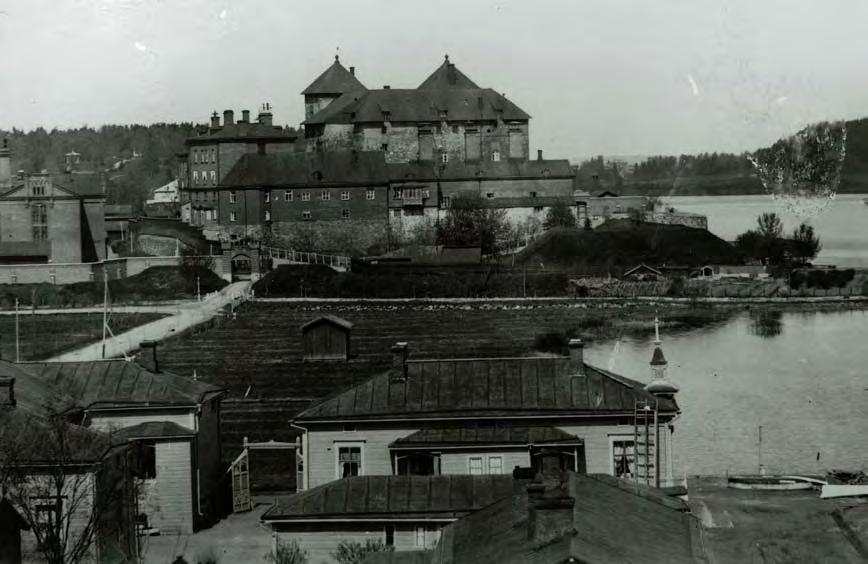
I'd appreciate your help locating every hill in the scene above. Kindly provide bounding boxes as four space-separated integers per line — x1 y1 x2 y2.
513 222 741 275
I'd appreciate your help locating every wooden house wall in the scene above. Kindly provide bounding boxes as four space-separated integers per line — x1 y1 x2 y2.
303 324 349 361
440 449 530 475
138 439 194 534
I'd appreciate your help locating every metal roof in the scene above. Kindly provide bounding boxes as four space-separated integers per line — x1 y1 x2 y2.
219 151 389 189
300 314 354 333
390 425 582 449
112 421 196 441
418 58 480 90
302 57 367 95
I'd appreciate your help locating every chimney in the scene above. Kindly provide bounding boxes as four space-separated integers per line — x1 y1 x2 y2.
0 138 10 189
139 340 160 373
241 109 250 123
258 110 273 126
210 111 220 128
537 149 543 161
567 339 584 374
383 85 391 90
526 448 574 544
17 170 25 181
390 342 408 382
0 377 16 407
350 66 355 76
223 109 235 126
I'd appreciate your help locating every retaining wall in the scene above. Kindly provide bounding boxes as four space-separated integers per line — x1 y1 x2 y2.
0 255 227 285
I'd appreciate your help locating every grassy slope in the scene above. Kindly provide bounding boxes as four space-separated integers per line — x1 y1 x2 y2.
0 266 227 308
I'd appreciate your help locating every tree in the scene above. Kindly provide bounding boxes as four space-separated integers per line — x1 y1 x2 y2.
267 539 309 564
0 404 134 564
790 223 821 265
435 194 510 256
543 201 576 229
331 539 393 564
756 213 783 240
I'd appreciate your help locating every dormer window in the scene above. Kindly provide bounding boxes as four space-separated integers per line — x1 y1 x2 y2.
382 111 392 122
439 110 447 120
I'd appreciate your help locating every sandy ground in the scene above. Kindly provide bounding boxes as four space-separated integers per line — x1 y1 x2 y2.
688 476 868 563
141 502 273 564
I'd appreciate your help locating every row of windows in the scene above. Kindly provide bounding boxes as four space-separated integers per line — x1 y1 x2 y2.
192 191 218 202
228 209 353 222
228 190 377 203
192 148 216 164
192 170 217 186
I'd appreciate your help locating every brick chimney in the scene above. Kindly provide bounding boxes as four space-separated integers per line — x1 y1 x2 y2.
350 66 355 76
0 377 16 407
526 448 574 545
210 111 220 129
568 339 584 374
139 340 160 373
223 109 235 126
241 109 250 123
390 342 408 382
258 104 273 126
0 138 10 189
537 149 543 161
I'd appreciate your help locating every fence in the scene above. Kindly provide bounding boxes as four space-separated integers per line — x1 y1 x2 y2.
261 246 351 271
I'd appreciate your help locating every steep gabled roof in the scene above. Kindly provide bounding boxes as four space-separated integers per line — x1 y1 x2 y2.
295 356 677 422
300 314 354 333
23 360 224 410
302 56 367 95
219 151 388 188
305 88 530 125
261 475 518 522
418 57 480 90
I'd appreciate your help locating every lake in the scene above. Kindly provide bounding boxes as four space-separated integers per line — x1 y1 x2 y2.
661 193 868 267
585 308 868 476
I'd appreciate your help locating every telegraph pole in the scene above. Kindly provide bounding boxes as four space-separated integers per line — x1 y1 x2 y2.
15 298 19 362
101 273 109 359
197 275 201 301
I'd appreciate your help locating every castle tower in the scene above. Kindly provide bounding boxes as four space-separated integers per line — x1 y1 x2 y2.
301 55 367 121
645 317 679 398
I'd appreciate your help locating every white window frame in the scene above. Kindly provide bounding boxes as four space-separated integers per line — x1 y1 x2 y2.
264 191 271 203
302 210 312 220
414 526 427 548
366 189 376 201
392 209 401 218
192 171 199 185
210 170 216 185
340 191 350 201
229 191 237 203
488 455 504 474
492 150 501 162
211 148 216 163
609 435 637 478
321 191 331 201
441 152 449 163
341 208 350 219
285 190 293 202
334 441 365 480
229 211 237 222
301 192 311 202
264 210 271 221
468 456 484 475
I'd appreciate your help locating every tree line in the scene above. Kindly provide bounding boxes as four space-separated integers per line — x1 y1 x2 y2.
735 212 821 267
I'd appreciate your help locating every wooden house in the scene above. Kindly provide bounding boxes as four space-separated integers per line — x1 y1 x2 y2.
16 359 225 535
301 315 354 362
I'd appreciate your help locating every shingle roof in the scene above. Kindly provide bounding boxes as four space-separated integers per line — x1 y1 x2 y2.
302 57 367 95
305 88 530 125
23 360 224 410
219 151 389 188
387 159 573 182
418 58 480 90
390 426 582 449
262 475 518 521
295 356 677 422
112 421 196 441
428 473 704 564
300 314 354 333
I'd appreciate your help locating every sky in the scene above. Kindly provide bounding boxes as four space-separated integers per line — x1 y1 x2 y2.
2 0 868 160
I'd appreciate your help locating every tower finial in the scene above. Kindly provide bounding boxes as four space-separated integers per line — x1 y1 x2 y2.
445 53 450 63
335 53 340 63
654 316 661 345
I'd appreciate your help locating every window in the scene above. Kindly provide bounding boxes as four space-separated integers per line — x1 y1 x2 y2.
611 438 636 479
193 150 198 164
285 190 293 202
441 196 451 209
229 211 237 222
340 191 350 201
486 192 494 199
192 171 199 185
264 210 271 221
301 192 311 202
341 208 350 219
366 189 376 200
452 125 459 133
302 210 312 220
392 209 401 218
392 188 403 199
321 191 330 201
384 524 395 547
488 456 503 474
381 143 389 152
441 152 449 163
533 206 544 213
211 148 216 163
264 191 271 203
337 444 362 478
31 203 47 241
492 150 501 162
140 440 156 479
396 452 440 476
404 207 423 216
468 457 484 475
439 110 448 120
210 170 216 185
32 184 45 196
229 191 237 203
530 191 538 198
32 497 62 550
415 526 430 548
382 111 392 122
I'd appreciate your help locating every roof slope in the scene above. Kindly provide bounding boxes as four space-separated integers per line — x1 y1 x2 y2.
429 473 703 564
24 360 224 410
300 314 354 332
262 474 518 521
296 356 677 422
220 151 389 188
305 88 529 125
0 408 114 464
388 159 573 182
418 58 480 90
112 421 196 441
302 57 367 95
188 123 298 143
391 425 582 449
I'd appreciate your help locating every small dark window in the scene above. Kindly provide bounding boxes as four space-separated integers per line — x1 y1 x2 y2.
140 440 156 479
451 125 458 133
257 143 266 155
385 524 395 547
486 192 495 199
530 191 538 198
381 143 389 152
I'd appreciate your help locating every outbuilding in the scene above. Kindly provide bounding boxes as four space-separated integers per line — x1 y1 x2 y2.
301 315 354 362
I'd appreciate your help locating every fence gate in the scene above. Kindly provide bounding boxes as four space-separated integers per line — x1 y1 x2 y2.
230 449 252 513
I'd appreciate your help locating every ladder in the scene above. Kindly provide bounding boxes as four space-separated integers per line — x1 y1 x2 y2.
633 399 660 487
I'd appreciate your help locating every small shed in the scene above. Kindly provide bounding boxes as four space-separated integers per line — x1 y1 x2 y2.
0 498 29 564
301 315 353 361
623 264 664 281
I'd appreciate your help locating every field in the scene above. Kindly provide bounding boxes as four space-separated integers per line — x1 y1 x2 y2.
154 299 736 459
3 312 167 360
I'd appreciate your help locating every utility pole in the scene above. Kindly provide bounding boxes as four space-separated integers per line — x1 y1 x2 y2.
654 400 660 488
14 298 19 362
101 273 109 359
197 275 201 301
758 425 763 475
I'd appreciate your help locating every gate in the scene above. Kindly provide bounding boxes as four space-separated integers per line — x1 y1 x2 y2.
230 450 252 513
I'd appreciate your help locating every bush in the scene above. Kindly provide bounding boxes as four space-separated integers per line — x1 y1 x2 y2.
267 539 308 564
331 539 393 564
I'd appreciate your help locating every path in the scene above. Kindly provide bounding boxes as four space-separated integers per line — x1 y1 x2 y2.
49 281 252 361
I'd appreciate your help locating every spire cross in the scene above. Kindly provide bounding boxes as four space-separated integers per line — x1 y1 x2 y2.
445 54 450 63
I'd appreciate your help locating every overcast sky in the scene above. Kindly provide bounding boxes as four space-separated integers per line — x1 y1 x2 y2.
1 0 867 159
